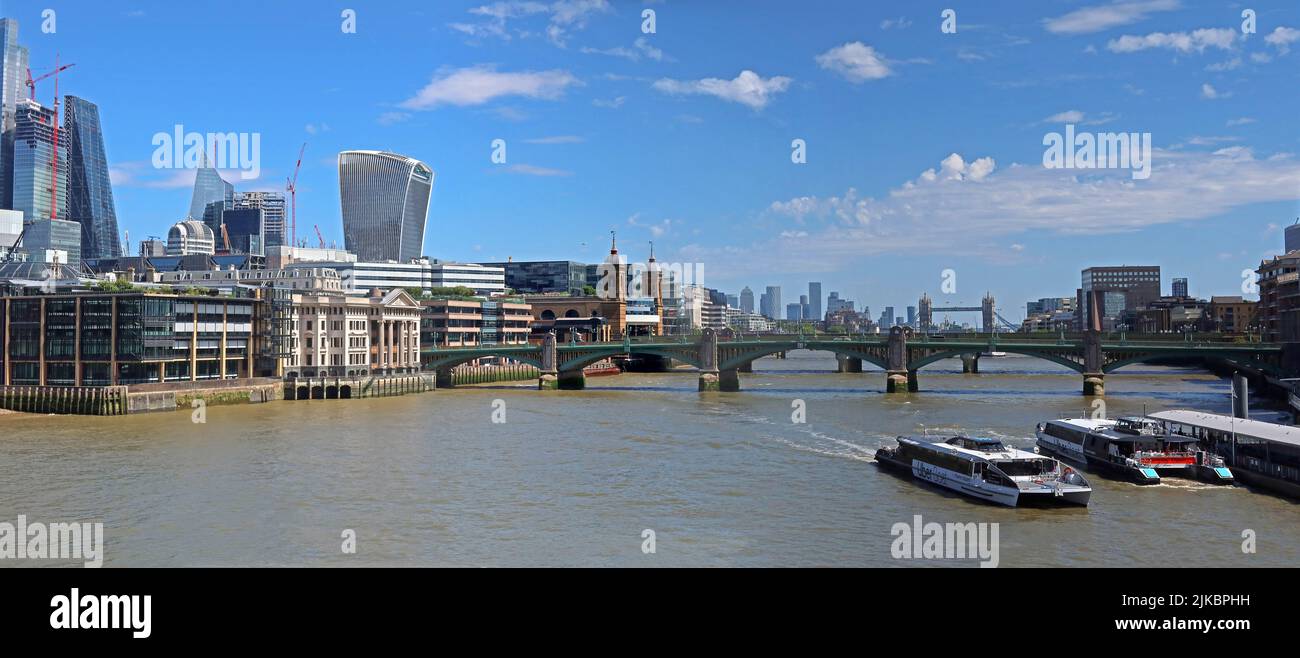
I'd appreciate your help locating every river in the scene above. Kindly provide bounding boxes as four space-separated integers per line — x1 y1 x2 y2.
1 351 1295 567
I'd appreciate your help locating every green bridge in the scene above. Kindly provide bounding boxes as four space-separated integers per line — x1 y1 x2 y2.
421 328 1285 396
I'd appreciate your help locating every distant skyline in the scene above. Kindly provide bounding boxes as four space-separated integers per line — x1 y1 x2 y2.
6 1 1300 317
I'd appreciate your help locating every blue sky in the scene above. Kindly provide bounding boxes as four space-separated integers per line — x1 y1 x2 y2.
6 0 1300 320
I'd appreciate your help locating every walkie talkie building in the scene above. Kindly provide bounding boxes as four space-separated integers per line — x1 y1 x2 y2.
338 150 433 262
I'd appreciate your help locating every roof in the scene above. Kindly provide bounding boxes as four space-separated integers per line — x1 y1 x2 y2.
1148 410 1300 448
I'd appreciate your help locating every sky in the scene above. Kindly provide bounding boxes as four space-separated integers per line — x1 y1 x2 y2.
5 0 1300 321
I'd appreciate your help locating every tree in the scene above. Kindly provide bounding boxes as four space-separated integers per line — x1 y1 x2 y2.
582 285 597 297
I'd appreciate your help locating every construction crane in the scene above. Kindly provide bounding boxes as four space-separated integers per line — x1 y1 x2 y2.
220 223 232 253
285 143 306 255
36 55 73 220
25 61 75 100
314 225 325 249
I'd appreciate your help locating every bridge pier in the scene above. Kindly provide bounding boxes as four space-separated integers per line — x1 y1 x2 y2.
961 353 979 374
886 370 910 393
538 370 558 390
719 368 740 392
1083 373 1105 397
558 369 586 390
836 355 863 373
435 366 455 389
738 360 753 373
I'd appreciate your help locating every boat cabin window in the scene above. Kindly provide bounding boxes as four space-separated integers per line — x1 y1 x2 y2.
993 459 1056 477
947 437 1005 451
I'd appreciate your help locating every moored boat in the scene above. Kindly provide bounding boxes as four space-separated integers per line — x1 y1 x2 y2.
875 435 1091 507
1035 416 1233 485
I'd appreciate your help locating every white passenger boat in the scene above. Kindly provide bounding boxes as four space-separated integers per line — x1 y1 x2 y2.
875 435 1092 507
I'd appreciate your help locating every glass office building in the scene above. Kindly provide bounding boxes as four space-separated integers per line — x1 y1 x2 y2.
63 95 121 259
0 18 29 210
22 217 82 269
188 164 234 221
1 291 257 386
338 150 433 262
12 98 66 222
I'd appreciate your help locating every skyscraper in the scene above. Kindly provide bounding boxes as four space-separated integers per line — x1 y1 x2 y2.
338 150 433 262
808 282 822 323
1172 277 1189 298
235 191 286 248
63 96 121 258
739 286 754 313
0 19 29 210
764 286 782 320
12 98 66 222
188 161 233 220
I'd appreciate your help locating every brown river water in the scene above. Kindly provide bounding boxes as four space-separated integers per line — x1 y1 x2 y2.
1 351 1295 567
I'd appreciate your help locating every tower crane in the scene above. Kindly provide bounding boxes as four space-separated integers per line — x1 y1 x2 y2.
285 143 306 256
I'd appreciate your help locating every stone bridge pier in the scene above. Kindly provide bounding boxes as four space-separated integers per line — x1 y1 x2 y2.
885 327 915 393
537 332 585 390
960 353 979 374
1083 331 1104 396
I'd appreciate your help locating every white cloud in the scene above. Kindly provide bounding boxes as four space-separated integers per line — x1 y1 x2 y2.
592 96 626 108
1044 110 1085 123
581 37 667 62
1200 82 1229 99
1264 26 1300 53
652 70 792 110
815 42 892 82
1043 0 1180 34
400 66 579 109
452 0 610 47
377 112 411 125
1227 117 1256 127
726 148 1300 274
880 17 912 30
1107 27 1237 53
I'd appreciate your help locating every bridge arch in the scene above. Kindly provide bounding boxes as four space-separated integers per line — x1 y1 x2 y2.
718 343 889 372
1101 350 1280 376
907 348 1085 373
423 350 546 371
559 347 705 372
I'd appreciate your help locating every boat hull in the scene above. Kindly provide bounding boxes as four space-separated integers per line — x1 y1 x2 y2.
876 448 1088 508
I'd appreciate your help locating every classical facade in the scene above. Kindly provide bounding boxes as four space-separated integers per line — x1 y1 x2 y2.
283 288 422 378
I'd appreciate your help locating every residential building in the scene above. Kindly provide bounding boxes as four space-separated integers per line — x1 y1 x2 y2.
1206 296 1257 334
338 150 433 262
1255 251 1300 342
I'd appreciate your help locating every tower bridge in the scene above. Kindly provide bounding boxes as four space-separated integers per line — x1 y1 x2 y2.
421 328 1285 396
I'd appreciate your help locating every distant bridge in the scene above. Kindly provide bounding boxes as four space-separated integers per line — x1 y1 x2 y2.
421 328 1284 396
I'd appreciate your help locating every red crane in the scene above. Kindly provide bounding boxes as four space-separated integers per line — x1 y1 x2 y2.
28 57 75 220
285 142 306 255
314 224 325 249
25 61 75 100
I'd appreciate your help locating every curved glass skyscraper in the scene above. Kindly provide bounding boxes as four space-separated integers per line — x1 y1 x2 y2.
64 95 121 258
338 150 433 262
